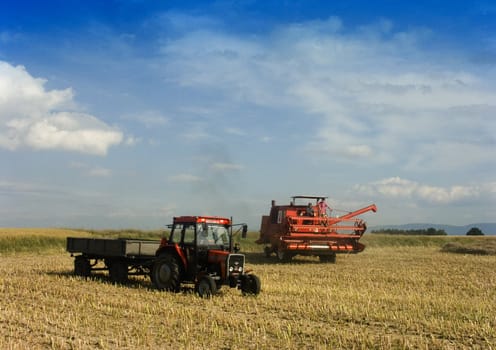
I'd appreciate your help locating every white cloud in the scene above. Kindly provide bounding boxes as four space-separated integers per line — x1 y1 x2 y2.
168 174 202 183
178 121 213 141
158 17 496 171
123 110 169 128
0 61 123 155
355 176 485 204
0 180 104 199
124 135 140 146
224 127 245 136
68 162 111 177
87 167 111 177
210 162 243 171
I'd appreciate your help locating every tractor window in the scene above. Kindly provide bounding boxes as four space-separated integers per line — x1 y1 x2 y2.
183 224 196 244
169 224 182 244
212 226 229 245
197 223 215 246
196 224 230 247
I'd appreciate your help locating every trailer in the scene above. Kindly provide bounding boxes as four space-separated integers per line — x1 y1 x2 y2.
67 237 160 283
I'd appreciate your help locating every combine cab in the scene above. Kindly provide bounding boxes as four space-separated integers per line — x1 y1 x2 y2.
256 195 377 263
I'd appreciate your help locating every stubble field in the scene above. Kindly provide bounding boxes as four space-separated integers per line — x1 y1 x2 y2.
1 229 495 349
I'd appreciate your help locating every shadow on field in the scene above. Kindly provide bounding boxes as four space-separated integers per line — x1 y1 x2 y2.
47 270 155 290
242 251 337 265
48 270 214 295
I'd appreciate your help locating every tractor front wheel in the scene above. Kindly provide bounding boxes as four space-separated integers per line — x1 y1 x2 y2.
241 274 261 295
151 254 180 292
195 275 217 298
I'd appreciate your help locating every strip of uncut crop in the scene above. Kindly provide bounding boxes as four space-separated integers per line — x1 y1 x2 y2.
0 231 495 349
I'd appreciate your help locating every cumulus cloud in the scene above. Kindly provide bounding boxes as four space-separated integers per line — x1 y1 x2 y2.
355 176 486 204
0 61 123 155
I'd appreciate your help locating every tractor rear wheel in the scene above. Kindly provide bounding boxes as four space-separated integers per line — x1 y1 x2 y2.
151 254 180 292
241 274 261 295
74 256 91 277
195 275 217 298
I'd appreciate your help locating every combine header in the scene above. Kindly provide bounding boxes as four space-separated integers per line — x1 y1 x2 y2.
256 195 377 262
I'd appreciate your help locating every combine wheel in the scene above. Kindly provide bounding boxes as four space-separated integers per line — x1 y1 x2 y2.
151 254 180 292
319 254 336 263
276 249 292 263
241 274 261 296
74 256 91 277
108 259 128 283
195 276 217 298
264 246 272 258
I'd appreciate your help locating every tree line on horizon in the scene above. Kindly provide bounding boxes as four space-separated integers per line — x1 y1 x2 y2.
372 227 448 236
372 227 485 236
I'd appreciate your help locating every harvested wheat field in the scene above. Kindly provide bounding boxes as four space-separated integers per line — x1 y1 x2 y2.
1 230 495 349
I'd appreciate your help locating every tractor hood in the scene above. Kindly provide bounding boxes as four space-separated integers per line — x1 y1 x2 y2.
207 249 229 263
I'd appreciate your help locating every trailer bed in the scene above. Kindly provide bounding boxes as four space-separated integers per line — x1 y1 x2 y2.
67 237 160 258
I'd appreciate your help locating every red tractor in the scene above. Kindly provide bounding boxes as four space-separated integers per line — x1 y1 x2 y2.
256 195 377 263
151 216 261 297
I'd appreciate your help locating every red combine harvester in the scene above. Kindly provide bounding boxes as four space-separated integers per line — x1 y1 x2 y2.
256 195 377 263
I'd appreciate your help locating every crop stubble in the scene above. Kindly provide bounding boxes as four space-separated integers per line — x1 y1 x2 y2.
0 234 495 349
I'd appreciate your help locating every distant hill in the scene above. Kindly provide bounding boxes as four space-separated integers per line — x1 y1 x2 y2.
370 223 496 235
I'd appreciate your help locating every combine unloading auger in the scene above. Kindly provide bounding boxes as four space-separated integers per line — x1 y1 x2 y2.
257 196 377 263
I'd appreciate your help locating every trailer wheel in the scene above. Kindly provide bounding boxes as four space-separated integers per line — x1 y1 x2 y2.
195 275 217 298
108 259 128 283
151 254 180 292
319 254 336 263
74 256 91 277
241 274 261 295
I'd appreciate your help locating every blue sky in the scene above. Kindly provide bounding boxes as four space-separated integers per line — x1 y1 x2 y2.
1 0 495 229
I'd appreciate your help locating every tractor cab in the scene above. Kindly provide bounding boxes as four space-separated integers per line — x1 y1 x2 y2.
167 218 232 251
164 216 235 279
